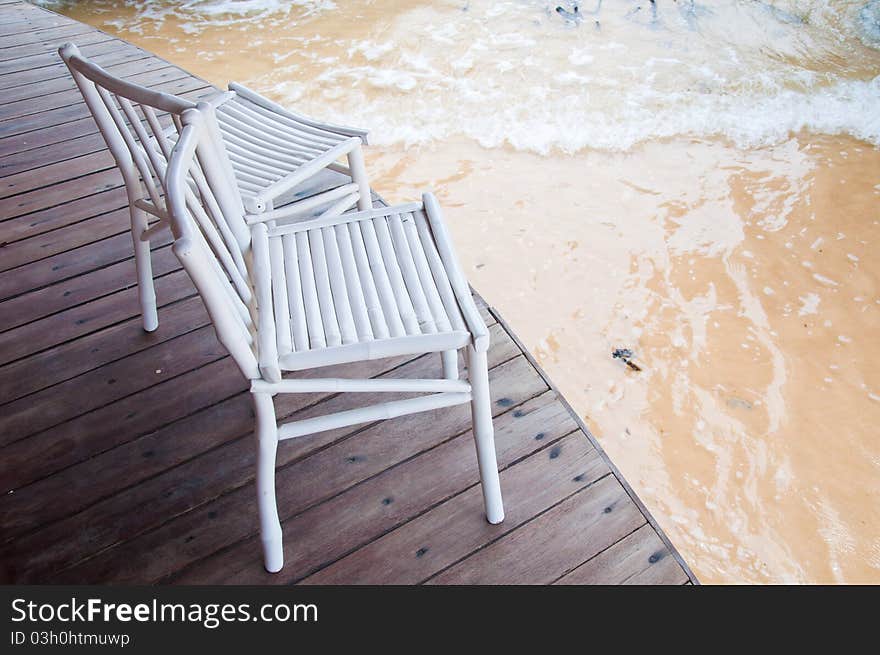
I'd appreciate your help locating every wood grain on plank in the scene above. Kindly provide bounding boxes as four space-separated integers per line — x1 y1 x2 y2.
0 309 502 543
0 245 177 333
428 474 645 584
0 65 190 126
0 295 207 405
0 32 119 75
0 229 172 301
4 325 520 580
0 323 220 446
302 422 598 584
56 360 548 584
554 523 688 585
0 269 194 367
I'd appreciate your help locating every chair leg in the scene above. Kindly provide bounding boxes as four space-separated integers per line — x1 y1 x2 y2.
347 145 373 211
253 392 284 573
466 345 505 524
442 350 459 380
129 203 158 332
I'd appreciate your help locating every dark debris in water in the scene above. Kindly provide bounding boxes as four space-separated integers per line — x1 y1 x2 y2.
612 348 642 371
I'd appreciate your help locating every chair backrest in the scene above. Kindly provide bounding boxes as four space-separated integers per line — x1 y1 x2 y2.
164 107 263 380
59 43 250 247
61 43 261 379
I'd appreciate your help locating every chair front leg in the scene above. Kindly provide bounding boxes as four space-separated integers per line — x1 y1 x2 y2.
346 145 373 211
466 345 505 524
253 391 284 573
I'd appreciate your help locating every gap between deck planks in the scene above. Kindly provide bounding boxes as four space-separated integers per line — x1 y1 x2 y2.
0 0 697 585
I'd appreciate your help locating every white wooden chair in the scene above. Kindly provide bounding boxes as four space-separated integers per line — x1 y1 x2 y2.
165 106 504 572
59 42 373 333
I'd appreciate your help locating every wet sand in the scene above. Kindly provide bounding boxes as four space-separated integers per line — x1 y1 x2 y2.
44 1 880 583
368 135 880 583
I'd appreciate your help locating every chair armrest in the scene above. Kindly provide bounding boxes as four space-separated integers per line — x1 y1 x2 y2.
228 82 370 145
421 192 490 352
250 223 282 382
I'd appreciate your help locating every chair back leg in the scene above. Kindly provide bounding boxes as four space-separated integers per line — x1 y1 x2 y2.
346 146 373 211
466 345 505 524
441 350 459 380
253 392 284 573
127 193 158 332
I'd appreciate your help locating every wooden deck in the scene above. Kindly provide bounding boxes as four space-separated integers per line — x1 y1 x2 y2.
0 0 697 585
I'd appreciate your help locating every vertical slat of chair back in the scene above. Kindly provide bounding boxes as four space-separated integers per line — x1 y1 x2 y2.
59 44 195 212
166 110 261 380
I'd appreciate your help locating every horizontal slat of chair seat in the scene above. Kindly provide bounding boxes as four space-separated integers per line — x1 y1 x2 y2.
216 112 320 161
278 330 470 372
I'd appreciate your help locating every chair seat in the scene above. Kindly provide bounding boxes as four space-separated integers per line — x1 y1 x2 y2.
213 92 359 210
258 203 474 372
161 86 364 216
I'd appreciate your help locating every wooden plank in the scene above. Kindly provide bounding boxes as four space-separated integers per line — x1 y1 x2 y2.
0 151 117 203
0 14 68 35
302 427 600 584
0 164 121 220
0 206 130 273
49 362 550 584
0 22 94 50
0 323 220 447
0 47 153 92
0 32 118 74
0 5 66 33
0 229 172 301
0 64 189 122
1 355 241 496
0 12 66 31
554 523 688 585
0 178 127 253
0 132 107 178
0 26 111 62
0 295 207 405
427 474 645 584
0 268 194 367
1 316 513 559
0 244 177 333
0 75 210 141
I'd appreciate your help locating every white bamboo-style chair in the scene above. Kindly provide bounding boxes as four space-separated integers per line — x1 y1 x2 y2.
59 42 373 333
163 106 504 572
